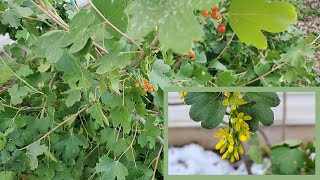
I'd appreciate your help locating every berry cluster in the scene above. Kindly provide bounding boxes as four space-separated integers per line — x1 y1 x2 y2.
201 5 226 34
135 79 154 94
214 92 253 163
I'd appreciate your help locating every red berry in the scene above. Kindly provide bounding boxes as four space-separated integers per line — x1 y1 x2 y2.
143 79 148 86
146 84 152 89
201 9 209 17
134 82 140 88
211 11 220 20
217 23 226 34
188 50 195 58
211 5 219 12
148 87 154 93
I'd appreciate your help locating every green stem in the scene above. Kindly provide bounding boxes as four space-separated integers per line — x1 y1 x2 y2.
0 56 45 95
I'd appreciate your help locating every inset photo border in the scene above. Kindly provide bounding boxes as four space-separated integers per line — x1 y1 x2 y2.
163 87 319 180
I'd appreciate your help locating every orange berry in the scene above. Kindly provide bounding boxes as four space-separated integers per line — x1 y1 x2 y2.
217 23 226 34
135 82 140 87
211 11 220 20
211 5 219 12
148 87 154 93
146 84 152 89
201 9 209 17
188 50 195 58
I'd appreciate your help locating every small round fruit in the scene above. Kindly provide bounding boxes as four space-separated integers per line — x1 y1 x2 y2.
135 82 140 88
188 50 195 58
143 88 148 94
217 23 226 34
211 5 219 12
211 11 220 20
143 79 148 84
201 9 209 17
148 87 154 93
146 83 152 89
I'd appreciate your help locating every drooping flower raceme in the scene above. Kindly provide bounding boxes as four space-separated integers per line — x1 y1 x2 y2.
214 92 253 163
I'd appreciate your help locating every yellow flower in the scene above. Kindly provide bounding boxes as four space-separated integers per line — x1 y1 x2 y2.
179 92 187 99
238 144 244 155
214 127 234 146
231 112 252 131
222 92 245 110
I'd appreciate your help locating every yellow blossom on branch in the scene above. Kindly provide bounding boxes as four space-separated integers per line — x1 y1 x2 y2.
231 112 252 131
222 92 245 110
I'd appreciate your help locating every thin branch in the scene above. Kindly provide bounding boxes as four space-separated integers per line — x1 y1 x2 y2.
49 73 58 91
240 63 286 86
0 57 44 95
152 144 163 180
117 125 138 161
311 34 320 45
2 104 43 111
19 106 88 150
28 0 108 53
87 0 144 53
242 142 253 175
71 0 80 11
83 143 100 160
258 128 271 149
88 172 97 180
216 33 235 60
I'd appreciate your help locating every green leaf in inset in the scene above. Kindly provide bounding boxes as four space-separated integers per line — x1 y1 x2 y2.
184 92 226 129
240 92 280 129
247 134 263 164
149 59 171 90
215 71 237 86
89 102 109 127
8 85 30 105
229 0 297 49
125 0 219 54
271 146 305 174
244 92 280 107
96 156 129 180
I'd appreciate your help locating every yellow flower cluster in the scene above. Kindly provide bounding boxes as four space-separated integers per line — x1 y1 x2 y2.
222 92 245 110
179 92 187 99
214 92 253 163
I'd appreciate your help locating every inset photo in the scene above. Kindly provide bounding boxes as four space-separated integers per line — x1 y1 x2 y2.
167 91 316 175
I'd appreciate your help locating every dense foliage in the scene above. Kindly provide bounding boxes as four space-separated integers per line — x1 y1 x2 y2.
0 0 318 179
